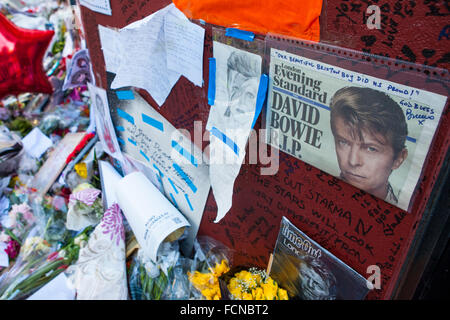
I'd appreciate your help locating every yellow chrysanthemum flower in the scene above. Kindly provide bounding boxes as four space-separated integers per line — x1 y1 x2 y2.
229 286 242 300
242 292 253 300
201 287 219 300
278 288 289 300
252 287 265 300
213 259 230 276
188 259 229 300
262 279 278 300
74 162 88 179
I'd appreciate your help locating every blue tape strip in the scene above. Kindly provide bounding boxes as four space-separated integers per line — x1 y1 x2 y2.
208 58 216 106
142 113 164 132
184 194 194 211
171 140 198 167
168 177 179 194
117 137 125 145
210 126 239 156
169 193 179 208
225 28 255 41
251 74 269 129
156 174 163 186
406 136 416 143
127 138 137 146
153 164 164 178
117 108 135 124
173 162 197 193
115 90 135 100
140 150 150 162
46 59 60 76
115 126 125 132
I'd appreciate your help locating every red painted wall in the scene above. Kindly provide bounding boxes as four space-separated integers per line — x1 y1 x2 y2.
79 0 449 299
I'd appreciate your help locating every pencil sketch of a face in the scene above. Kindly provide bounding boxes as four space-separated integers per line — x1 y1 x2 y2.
223 51 260 129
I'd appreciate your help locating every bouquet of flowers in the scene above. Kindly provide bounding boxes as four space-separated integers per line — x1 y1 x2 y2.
187 236 233 300
188 259 230 300
0 202 37 272
0 226 91 300
128 242 181 300
0 226 20 275
1 203 36 242
222 267 289 300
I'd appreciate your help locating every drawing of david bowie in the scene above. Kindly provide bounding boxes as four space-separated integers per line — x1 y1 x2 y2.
329 86 409 204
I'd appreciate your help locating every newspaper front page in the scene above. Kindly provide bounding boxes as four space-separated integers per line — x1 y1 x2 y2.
265 48 447 211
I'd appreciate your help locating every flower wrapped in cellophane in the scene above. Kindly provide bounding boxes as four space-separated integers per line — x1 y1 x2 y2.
187 236 233 300
188 258 230 300
0 201 38 274
0 225 92 300
128 241 181 300
66 182 103 231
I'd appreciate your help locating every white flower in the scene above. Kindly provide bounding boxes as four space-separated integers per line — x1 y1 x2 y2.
58 249 66 258
0 231 9 243
79 240 87 248
22 236 51 256
74 234 88 246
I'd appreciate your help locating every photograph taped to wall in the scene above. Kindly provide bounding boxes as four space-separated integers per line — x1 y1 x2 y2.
63 50 95 91
270 217 370 300
87 83 122 161
264 47 447 212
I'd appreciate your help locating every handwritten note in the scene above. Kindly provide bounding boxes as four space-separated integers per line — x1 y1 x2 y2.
164 11 205 87
98 25 122 74
271 49 447 107
110 3 205 106
109 88 210 257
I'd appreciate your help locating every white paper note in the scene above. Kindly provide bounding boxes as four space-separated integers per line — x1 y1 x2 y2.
111 4 179 106
79 0 112 16
21 127 53 159
110 3 204 106
164 10 205 87
27 273 75 300
111 27 180 106
98 25 122 74
115 172 190 262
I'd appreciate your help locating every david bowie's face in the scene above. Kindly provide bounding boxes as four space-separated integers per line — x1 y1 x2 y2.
333 116 399 199
299 265 329 300
225 70 258 121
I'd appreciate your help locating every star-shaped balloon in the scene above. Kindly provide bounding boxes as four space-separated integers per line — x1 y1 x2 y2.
0 13 54 100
